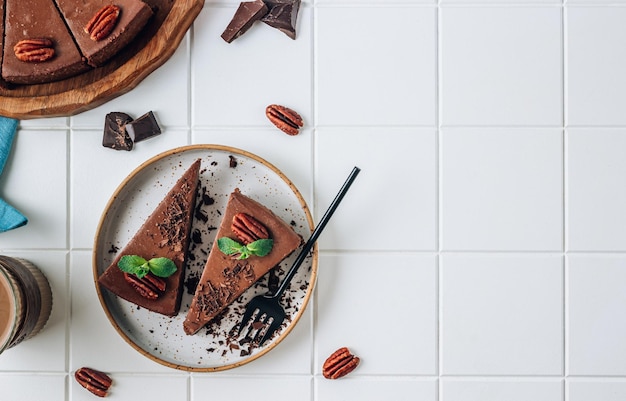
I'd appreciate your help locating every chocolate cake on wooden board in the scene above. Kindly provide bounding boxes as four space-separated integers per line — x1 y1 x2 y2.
3 0 90 84
0 0 202 120
1 0 153 84
183 188 303 335
98 159 201 317
54 0 153 67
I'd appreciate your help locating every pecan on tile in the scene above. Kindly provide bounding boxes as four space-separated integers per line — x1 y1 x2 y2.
265 104 304 136
75 367 112 398
232 213 269 245
13 38 55 62
84 5 120 41
322 347 360 379
124 272 166 300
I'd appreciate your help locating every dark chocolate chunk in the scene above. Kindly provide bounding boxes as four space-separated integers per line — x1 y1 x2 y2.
261 0 300 40
126 111 161 143
102 112 133 151
221 0 268 43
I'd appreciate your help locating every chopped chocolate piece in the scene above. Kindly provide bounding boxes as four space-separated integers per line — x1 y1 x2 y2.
126 111 162 142
221 0 268 43
202 190 215 205
261 0 300 40
229 155 238 168
191 228 202 244
184 274 200 295
102 112 134 151
195 207 209 223
267 268 280 294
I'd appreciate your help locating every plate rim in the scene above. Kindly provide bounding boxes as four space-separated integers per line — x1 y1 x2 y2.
91 144 317 371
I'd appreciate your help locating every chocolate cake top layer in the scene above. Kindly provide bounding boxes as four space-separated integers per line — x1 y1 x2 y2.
98 159 201 317
183 188 303 335
3 0 90 84
54 0 153 67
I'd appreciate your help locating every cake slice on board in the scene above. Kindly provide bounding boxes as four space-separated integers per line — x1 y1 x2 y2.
183 188 302 335
3 0 90 84
53 0 153 67
98 159 201 317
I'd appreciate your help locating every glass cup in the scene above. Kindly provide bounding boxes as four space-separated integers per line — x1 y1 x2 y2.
0 256 52 354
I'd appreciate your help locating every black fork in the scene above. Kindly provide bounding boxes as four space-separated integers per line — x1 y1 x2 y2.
238 166 361 346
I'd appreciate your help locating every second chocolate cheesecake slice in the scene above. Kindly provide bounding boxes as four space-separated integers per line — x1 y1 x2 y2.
183 189 302 335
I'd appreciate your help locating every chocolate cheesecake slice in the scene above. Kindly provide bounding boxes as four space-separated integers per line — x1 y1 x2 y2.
183 189 302 335
54 0 153 67
3 0 90 84
99 159 201 316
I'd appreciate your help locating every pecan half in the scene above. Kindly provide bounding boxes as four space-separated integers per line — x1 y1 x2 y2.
266 104 303 136
84 5 120 41
232 213 269 245
75 367 112 397
322 347 360 379
124 272 166 300
14 38 55 62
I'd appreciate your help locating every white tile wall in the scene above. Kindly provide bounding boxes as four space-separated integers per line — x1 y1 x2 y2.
566 6 626 126
316 6 436 126
0 1 625 400
567 255 626 376
441 6 562 126
568 380 626 401
567 129 626 251
441 128 563 251
441 379 563 401
441 254 563 375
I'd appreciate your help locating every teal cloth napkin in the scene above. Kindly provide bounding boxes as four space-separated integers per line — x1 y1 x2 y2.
0 117 27 233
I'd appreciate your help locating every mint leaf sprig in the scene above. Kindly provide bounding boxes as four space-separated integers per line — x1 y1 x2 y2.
217 237 274 260
118 255 177 279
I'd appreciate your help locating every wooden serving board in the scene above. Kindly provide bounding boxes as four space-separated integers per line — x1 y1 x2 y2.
0 0 204 119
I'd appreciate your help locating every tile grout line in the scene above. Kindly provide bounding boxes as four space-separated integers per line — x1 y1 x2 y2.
186 29 193 144
561 2 569 398
65 128 72 386
436 1 443 397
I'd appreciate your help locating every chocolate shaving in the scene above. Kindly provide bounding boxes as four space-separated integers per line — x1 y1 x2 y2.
195 263 256 317
156 179 193 250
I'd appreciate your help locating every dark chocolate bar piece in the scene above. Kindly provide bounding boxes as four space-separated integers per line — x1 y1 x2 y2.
262 0 300 40
126 111 161 143
221 0 268 43
102 112 134 151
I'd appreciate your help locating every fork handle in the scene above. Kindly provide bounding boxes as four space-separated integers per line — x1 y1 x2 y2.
273 166 361 299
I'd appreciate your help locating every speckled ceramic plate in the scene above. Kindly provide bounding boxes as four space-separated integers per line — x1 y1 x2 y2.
93 145 316 371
